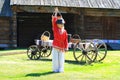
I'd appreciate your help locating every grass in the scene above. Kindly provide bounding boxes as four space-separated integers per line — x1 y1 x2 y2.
0 50 120 80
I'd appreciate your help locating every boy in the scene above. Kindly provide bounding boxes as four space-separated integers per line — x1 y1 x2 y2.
51 7 68 73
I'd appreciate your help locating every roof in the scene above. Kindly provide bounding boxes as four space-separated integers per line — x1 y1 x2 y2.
0 0 5 14
0 0 12 17
10 0 120 9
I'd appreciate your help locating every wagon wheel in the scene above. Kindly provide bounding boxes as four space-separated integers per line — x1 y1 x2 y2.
92 39 107 62
27 45 41 60
73 40 97 64
40 46 52 57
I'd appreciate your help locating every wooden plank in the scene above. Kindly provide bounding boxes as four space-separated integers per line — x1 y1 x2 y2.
84 8 120 16
0 40 9 44
0 35 9 39
83 16 103 39
0 18 10 42
0 23 10 27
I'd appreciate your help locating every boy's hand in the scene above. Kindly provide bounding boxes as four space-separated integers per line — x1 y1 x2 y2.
65 48 69 52
54 7 59 12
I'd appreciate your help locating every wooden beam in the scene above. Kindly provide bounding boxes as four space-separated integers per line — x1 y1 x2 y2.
10 11 17 47
84 8 120 17
11 6 81 15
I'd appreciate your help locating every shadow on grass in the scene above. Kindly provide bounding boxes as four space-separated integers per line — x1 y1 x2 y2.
40 58 93 65
26 58 52 62
40 58 52 61
41 59 83 65
29 58 89 65
25 71 55 77
65 60 93 66
65 60 80 65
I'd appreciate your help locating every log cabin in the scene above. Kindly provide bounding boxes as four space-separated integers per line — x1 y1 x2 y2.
0 0 13 49
1 0 120 49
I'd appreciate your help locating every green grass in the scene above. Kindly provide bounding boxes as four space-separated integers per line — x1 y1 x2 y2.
0 50 120 80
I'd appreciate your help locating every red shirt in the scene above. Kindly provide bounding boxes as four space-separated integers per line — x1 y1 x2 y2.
52 16 68 50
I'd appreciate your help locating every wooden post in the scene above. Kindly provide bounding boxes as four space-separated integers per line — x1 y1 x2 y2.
10 11 17 48
9 17 13 48
80 9 85 39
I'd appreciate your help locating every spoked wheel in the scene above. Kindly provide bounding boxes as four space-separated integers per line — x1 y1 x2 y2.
73 40 97 64
27 45 40 60
40 46 52 57
92 39 107 62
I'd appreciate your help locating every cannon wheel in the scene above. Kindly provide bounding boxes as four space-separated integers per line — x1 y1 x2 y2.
73 40 97 64
27 45 41 60
92 39 107 62
40 46 52 57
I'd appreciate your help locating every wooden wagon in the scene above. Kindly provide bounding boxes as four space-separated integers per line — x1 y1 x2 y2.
27 31 107 64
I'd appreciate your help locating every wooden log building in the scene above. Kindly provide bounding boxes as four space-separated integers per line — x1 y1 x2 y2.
1 0 120 49
0 0 13 49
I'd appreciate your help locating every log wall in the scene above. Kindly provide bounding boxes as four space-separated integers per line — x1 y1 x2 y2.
0 17 10 47
9 6 120 47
